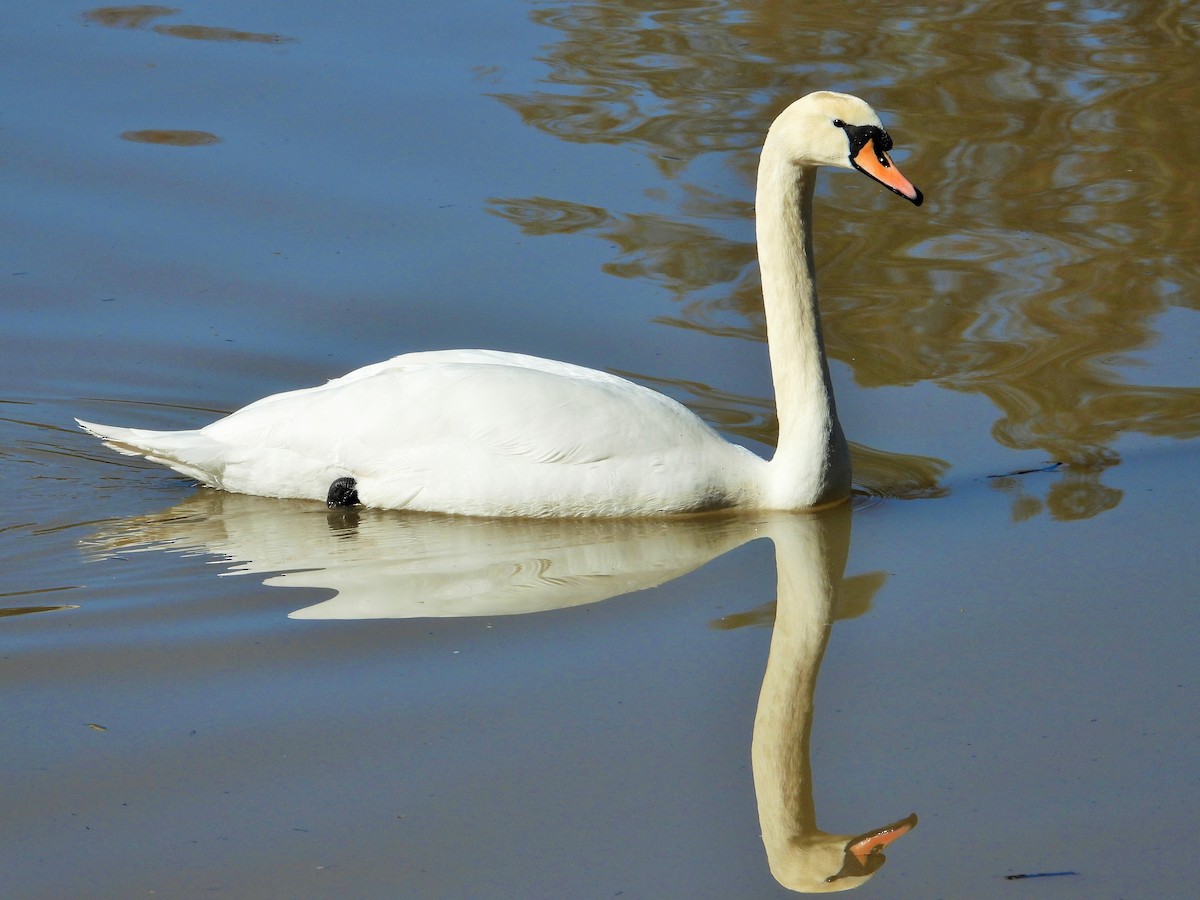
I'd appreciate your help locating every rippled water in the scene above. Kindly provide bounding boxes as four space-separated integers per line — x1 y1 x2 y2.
4 1 1199 897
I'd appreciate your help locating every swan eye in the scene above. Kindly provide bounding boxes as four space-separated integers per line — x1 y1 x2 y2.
832 118 846 128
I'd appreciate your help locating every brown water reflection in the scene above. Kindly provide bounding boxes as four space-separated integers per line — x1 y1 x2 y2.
83 5 296 43
120 128 221 146
490 0 1200 520
82 5 176 30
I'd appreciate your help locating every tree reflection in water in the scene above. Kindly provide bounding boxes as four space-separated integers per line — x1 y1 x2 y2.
487 0 1200 521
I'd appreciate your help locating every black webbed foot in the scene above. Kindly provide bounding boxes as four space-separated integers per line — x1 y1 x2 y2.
326 476 360 508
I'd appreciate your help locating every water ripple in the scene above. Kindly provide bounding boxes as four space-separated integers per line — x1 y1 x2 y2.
485 0 1200 519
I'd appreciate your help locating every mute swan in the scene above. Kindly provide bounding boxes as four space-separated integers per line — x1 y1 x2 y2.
78 91 922 517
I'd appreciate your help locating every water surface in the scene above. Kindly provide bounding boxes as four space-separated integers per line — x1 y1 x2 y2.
4 1 1199 897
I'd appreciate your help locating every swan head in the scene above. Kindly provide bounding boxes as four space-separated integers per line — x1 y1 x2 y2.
768 91 923 206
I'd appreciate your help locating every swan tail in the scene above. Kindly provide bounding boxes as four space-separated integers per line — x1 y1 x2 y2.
76 418 226 487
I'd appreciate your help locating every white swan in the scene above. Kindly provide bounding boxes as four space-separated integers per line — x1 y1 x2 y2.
78 91 922 517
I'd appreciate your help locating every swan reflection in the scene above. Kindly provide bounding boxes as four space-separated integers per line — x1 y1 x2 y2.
86 491 915 891
86 491 754 618
739 503 915 891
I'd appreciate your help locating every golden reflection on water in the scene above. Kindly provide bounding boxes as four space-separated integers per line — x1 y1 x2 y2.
490 0 1200 520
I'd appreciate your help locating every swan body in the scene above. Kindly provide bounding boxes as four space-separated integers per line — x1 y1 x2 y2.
82 350 761 517
79 91 921 517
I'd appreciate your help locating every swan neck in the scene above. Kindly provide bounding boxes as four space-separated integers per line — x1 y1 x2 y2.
751 510 851 889
756 149 849 507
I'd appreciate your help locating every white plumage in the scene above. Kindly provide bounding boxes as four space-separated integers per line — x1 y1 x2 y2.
82 350 759 516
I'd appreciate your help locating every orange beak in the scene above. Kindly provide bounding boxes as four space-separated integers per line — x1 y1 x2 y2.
826 812 919 883
846 813 918 866
852 139 923 206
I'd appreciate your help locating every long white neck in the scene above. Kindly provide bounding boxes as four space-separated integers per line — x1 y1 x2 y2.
755 141 850 508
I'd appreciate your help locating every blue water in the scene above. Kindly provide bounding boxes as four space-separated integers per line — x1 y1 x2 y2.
4 2 1199 897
